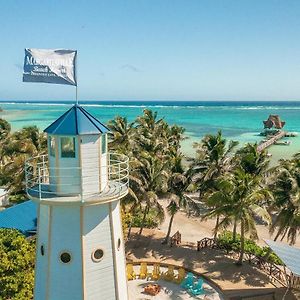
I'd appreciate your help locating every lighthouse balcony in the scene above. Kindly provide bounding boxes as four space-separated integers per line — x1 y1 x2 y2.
25 153 129 205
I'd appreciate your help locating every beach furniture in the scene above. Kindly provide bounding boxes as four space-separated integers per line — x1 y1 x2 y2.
188 278 204 296
174 267 185 284
180 272 194 289
163 265 175 281
126 263 136 280
139 262 149 279
150 263 161 280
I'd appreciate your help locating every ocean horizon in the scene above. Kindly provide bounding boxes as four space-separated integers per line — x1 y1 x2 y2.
1 100 300 165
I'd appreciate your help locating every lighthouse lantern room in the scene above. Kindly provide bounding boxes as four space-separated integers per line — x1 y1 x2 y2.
25 105 129 300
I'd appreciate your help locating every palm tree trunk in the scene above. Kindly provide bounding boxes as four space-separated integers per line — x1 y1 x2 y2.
127 222 133 239
213 215 220 241
162 213 175 244
237 219 245 265
280 227 289 242
138 206 149 237
233 217 237 241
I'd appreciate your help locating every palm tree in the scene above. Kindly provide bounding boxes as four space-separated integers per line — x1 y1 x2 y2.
0 118 11 142
205 169 271 265
235 143 270 176
0 125 47 195
191 131 238 239
231 143 270 240
107 116 134 154
269 157 300 245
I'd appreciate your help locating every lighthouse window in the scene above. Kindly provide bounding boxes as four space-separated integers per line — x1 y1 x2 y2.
101 134 106 154
50 137 55 157
60 252 72 264
61 137 76 158
92 248 104 262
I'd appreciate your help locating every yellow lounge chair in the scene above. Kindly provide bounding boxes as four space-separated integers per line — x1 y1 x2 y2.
139 262 149 279
163 265 175 281
126 263 136 280
150 263 161 281
174 267 185 284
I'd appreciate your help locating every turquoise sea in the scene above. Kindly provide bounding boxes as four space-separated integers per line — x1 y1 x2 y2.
1 100 300 165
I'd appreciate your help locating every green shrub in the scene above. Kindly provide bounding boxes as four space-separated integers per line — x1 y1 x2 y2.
0 229 35 299
131 208 160 228
217 231 283 265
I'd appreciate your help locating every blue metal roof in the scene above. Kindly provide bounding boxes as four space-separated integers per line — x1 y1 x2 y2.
265 239 300 276
0 200 37 236
44 104 110 135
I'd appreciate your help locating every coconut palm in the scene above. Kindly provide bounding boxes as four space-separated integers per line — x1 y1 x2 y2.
0 125 47 195
205 169 272 265
269 157 300 245
191 131 238 238
0 118 11 142
107 116 134 154
235 143 270 176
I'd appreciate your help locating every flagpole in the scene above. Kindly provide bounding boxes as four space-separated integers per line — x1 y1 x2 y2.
75 51 78 105
76 85 78 105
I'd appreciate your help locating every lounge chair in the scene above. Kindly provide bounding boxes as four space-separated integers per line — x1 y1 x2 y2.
126 263 136 280
180 272 194 289
188 278 204 296
149 263 161 280
163 265 175 281
139 262 150 279
174 267 185 284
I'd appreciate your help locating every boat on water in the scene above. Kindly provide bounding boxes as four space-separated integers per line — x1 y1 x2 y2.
274 140 291 146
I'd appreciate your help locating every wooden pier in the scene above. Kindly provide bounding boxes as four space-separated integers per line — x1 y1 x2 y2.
257 130 286 152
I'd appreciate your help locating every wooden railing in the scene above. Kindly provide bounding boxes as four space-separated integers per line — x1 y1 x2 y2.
196 237 290 287
170 231 181 247
197 237 216 251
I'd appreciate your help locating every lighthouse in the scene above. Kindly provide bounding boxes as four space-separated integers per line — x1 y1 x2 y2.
25 105 129 300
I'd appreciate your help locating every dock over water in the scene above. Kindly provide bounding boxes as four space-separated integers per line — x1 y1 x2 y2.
257 130 286 152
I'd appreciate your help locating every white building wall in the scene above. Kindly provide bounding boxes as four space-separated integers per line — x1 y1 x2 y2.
34 205 49 300
110 201 129 300
48 206 83 300
83 204 116 300
80 135 100 195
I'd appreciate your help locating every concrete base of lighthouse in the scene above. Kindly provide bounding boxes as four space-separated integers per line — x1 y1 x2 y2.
34 199 128 300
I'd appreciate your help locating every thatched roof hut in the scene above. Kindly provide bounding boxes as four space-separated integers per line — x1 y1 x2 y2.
263 115 285 129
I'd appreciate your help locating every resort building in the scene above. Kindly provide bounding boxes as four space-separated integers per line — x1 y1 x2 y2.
25 105 129 300
263 115 286 130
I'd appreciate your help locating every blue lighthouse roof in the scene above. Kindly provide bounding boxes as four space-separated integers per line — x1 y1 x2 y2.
44 104 110 135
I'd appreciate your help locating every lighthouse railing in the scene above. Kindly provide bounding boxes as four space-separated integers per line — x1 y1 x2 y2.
25 152 129 202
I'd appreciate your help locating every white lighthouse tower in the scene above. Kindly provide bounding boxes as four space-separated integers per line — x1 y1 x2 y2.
25 105 129 300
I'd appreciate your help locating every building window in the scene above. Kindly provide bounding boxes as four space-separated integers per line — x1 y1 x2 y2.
117 238 121 251
50 137 55 157
61 137 75 158
101 134 106 154
60 252 72 264
91 248 104 262
41 245 45 256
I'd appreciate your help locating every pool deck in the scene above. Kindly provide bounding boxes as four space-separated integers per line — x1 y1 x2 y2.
126 229 297 300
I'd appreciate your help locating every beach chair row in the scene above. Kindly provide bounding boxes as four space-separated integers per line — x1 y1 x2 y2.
126 263 185 284
126 263 205 296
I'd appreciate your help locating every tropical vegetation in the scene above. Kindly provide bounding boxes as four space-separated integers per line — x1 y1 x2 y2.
0 109 299 274
0 228 35 299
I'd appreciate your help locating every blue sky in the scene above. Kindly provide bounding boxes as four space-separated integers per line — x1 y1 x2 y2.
1 0 300 101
